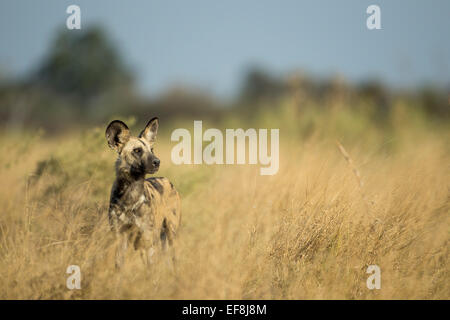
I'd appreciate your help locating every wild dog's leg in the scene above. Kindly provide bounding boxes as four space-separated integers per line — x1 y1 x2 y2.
109 207 127 269
139 230 157 267
162 220 177 272
146 247 156 265
139 249 148 267
160 221 168 253
115 232 128 270
138 246 156 267
168 242 177 274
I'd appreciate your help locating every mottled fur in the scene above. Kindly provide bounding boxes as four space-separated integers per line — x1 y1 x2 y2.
106 117 181 269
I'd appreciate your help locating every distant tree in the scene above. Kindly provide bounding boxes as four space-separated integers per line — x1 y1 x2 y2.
419 87 449 119
33 26 133 102
239 67 285 103
358 80 391 118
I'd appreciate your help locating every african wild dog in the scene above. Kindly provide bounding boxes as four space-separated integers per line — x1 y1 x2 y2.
106 117 181 269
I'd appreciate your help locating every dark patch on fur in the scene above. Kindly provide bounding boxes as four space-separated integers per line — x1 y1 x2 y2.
137 139 146 148
160 219 168 242
148 178 164 195
130 163 145 178
114 132 121 144
110 177 145 205
133 231 142 250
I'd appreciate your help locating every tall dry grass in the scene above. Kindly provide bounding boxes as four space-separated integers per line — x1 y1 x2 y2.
0 103 448 299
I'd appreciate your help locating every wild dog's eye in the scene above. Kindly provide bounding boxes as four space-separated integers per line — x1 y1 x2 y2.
133 148 143 155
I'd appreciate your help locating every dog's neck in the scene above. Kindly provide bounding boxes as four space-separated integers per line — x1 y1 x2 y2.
111 167 147 205
116 169 145 185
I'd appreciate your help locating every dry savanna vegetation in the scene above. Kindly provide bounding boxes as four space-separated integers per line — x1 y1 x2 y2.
0 99 448 299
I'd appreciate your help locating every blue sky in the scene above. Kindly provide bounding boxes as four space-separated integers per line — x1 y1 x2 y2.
0 0 449 97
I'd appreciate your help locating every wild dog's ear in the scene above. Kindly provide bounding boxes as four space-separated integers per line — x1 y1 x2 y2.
139 117 159 143
105 120 130 153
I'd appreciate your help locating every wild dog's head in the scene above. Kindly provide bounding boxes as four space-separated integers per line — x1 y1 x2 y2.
106 117 160 177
